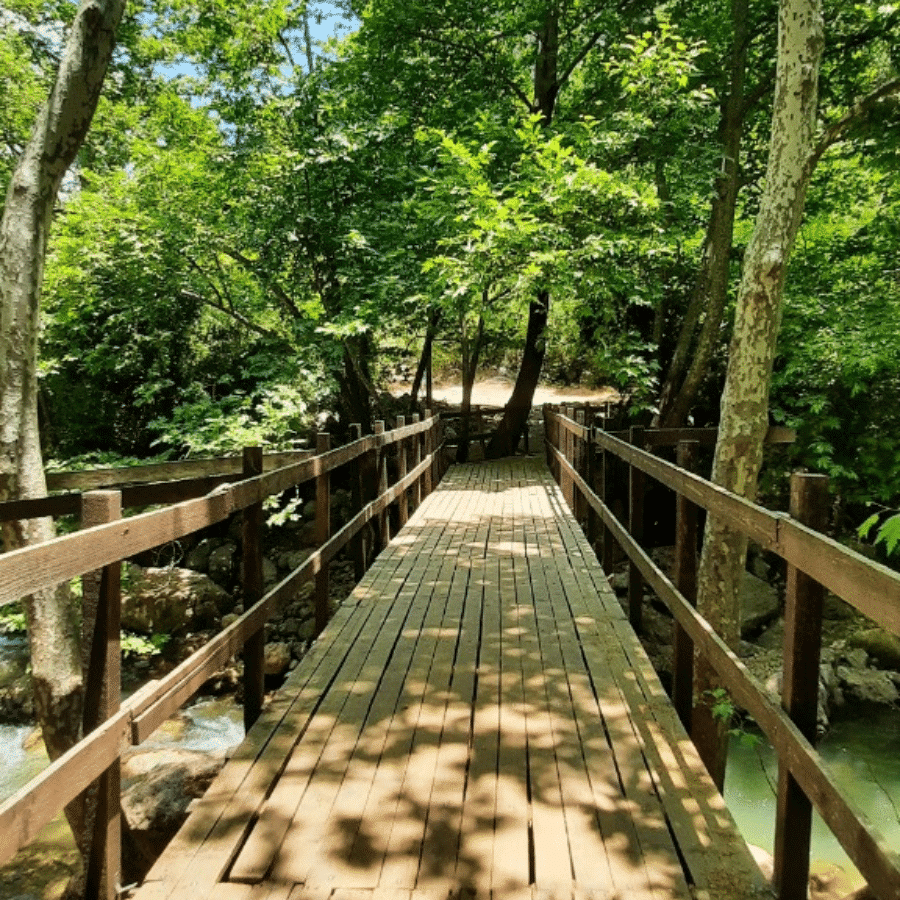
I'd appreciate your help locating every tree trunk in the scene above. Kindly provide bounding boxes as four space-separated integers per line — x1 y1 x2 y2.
691 0 824 790
0 3 127 886
409 308 441 415
337 338 376 434
486 8 559 457
456 314 484 463
485 292 548 458
656 0 750 428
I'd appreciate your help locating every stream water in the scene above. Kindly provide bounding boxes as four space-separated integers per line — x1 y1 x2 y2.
2 654 898 897
724 704 900 891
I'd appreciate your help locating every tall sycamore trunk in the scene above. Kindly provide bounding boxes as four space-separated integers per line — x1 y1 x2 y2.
0 0 127 883
691 0 824 789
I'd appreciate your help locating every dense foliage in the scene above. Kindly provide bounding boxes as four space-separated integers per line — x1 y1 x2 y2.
2 0 898 538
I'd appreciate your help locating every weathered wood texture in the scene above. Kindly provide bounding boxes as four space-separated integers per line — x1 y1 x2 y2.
130 458 765 900
0 418 445 869
0 417 440 609
546 409 900 900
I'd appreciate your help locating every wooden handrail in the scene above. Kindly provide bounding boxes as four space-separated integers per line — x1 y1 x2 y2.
544 406 900 900
0 415 447 878
3 419 438 524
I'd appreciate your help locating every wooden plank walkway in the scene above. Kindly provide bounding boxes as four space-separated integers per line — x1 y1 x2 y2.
131 458 768 900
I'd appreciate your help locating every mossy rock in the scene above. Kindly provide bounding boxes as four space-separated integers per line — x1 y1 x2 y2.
849 628 900 671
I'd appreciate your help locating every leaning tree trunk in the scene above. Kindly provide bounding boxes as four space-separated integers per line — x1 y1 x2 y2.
456 314 484 463
691 0 824 790
486 9 558 459
409 308 441 416
656 0 750 428
0 0 127 885
485 292 549 458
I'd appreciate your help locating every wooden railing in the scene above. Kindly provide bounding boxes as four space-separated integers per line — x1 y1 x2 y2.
0 413 447 899
544 404 900 900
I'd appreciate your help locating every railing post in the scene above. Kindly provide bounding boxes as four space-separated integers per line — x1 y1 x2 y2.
671 440 699 730
628 426 645 634
349 424 366 581
411 413 422 510
574 408 587 524
314 434 332 635
396 416 409 528
423 409 434 498
242 447 265 730
561 406 573 508
373 422 390 549
586 412 599 550
81 490 122 900
542 405 551 468
601 437 615 573
773 473 829 900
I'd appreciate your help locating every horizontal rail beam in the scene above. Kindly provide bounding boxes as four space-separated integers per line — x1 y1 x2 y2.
548 440 900 900
548 411 900 636
46 450 314 491
0 417 441 608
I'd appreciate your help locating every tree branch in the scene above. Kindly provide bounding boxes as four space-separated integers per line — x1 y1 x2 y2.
219 246 305 321
557 30 603 90
177 288 290 345
809 77 900 171
413 30 534 111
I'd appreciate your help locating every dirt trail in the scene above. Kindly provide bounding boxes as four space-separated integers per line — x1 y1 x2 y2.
393 376 618 409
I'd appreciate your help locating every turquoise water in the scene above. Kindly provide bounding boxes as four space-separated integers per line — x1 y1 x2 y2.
725 705 900 882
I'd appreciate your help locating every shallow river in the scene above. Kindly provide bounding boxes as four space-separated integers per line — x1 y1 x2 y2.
724 704 900 889
1 692 898 897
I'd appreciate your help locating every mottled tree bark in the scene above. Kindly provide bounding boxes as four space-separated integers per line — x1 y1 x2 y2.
0 0 127 885
691 0 824 789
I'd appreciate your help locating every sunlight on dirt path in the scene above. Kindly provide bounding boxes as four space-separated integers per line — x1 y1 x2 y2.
392 376 619 409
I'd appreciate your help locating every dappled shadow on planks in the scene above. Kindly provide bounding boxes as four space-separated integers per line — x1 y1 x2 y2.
137 459 766 900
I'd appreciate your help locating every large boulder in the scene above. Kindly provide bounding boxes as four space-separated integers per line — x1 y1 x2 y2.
835 665 899 706
849 628 900 671
122 565 232 635
741 571 781 638
207 542 237 587
185 537 223 573
264 641 292 677
121 747 227 882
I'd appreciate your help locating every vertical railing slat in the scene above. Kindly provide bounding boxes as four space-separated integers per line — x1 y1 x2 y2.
671 440 699 730
242 447 265 731
627 425 645 634
314 433 331 635
81 490 122 900
774 473 829 900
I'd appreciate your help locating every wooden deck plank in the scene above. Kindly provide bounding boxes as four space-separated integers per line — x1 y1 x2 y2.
294 488 474 888
525 477 686 900
452 462 504 893
131 457 765 900
489 467 532 896
232 480 471 884
391 502 481 892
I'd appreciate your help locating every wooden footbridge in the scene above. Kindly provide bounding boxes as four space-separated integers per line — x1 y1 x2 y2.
2 408 899 900
132 457 765 900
